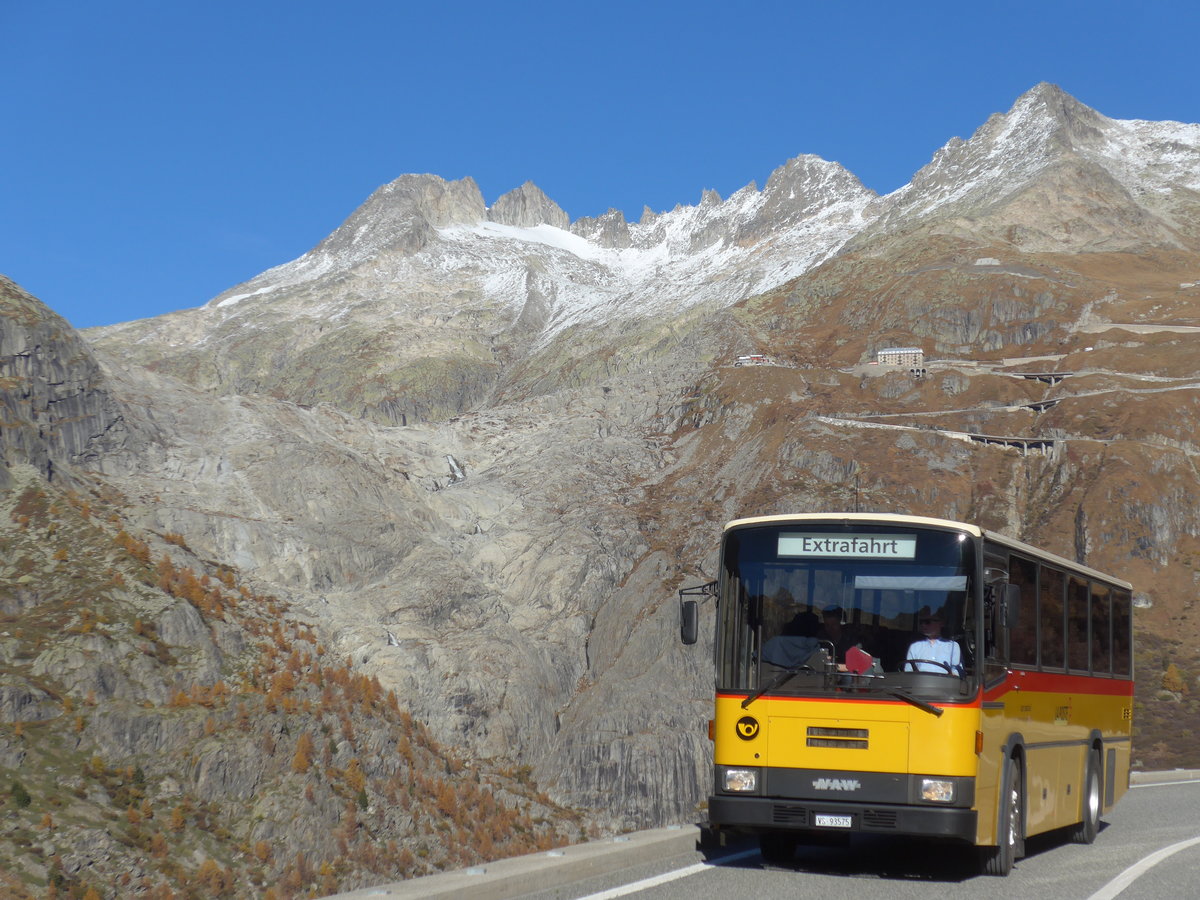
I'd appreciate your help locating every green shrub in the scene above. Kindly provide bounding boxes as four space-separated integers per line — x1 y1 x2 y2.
11 780 32 808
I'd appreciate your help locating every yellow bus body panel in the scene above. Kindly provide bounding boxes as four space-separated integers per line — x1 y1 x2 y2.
980 674 1133 840
716 677 1131 848
715 695 981 776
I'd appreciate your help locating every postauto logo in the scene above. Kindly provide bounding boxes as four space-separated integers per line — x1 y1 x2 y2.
736 716 759 740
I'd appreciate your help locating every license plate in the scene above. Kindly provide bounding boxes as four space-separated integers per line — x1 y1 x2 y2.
814 814 852 828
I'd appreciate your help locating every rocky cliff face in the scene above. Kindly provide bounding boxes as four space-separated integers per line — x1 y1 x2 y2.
0 277 134 488
6 84 1200 894
0 305 579 898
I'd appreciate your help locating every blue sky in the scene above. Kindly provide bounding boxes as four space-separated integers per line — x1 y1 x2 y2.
3 0 1199 329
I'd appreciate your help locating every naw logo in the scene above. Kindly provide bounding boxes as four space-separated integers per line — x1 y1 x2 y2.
813 778 862 792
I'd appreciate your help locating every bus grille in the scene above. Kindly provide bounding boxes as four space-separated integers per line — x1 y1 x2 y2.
806 726 868 749
862 809 898 829
771 805 809 825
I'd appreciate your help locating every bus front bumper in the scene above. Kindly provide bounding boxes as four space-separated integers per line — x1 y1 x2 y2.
709 794 977 842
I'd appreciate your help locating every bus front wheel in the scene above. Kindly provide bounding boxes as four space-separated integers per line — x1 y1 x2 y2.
981 757 1024 876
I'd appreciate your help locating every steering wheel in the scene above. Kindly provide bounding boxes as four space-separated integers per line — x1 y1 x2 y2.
902 658 956 674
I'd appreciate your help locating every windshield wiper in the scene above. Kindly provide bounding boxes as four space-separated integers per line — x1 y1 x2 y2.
886 688 943 717
742 646 832 708
741 665 810 708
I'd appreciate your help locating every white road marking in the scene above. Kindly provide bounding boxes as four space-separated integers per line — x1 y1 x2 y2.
1087 835 1200 900
576 848 758 899
1132 778 1200 788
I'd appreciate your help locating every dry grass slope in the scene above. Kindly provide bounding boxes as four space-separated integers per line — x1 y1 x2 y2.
0 471 585 899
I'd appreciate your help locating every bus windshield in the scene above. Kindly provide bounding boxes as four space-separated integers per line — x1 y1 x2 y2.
717 523 975 696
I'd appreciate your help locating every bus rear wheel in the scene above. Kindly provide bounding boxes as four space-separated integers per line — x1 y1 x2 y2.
1068 750 1102 844
981 758 1024 876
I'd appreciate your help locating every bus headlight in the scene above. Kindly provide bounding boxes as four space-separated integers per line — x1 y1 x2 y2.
921 778 955 802
721 767 760 793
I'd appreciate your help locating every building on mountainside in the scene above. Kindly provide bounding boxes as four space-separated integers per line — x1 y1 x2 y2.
876 347 924 367
875 346 927 377
734 354 771 367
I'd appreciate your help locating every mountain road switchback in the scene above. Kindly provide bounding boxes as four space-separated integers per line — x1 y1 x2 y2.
329 771 1200 900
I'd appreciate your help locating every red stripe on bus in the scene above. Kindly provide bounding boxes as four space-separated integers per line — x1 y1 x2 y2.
983 670 1134 700
717 672 1133 709
714 692 969 711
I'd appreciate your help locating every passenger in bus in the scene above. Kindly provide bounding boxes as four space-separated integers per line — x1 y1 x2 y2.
761 610 821 668
818 605 867 664
905 611 962 675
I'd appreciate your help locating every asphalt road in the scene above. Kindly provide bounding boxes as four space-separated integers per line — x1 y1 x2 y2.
333 773 1200 899
538 776 1200 900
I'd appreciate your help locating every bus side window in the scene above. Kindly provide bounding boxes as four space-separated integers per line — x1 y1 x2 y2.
981 553 1009 681
984 583 999 658
1112 588 1132 676
1067 575 1090 672
1091 582 1112 675
1009 556 1038 667
1040 567 1065 670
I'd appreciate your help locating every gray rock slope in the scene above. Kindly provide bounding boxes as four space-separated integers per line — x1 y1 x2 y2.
89 351 708 827
0 275 137 488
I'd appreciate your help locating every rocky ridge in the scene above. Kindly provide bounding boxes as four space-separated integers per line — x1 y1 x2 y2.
88 86 1200 428
87 144 876 425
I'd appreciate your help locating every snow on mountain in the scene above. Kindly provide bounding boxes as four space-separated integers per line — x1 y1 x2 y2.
1102 116 1200 196
195 155 877 348
432 169 874 341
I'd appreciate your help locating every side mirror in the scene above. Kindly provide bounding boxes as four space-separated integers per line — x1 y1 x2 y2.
678 580 715 646
680 599 699 645
1004 584 1021 630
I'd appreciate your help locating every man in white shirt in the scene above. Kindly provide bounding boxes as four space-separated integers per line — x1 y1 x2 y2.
905 612 962 675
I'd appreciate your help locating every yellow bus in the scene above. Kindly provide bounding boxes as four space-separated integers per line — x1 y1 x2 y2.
679 513 1134 875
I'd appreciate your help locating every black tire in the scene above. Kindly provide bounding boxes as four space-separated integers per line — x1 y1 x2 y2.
1068 750 1102 844
981 757 1024 876
759 832 797 864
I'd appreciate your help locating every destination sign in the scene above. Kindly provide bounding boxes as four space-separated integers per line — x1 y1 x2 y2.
778 533 917 559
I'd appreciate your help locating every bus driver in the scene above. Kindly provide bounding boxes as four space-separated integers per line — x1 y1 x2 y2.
905 610 962 675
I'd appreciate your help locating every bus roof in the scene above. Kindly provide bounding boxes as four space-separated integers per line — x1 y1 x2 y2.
724 512 981 536
722 512 1132 590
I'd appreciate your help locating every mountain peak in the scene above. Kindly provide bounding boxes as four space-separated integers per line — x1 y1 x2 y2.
761 154 874 206
314 173 486 259
851 83 1200 254
869 85 1111 229
1017 81 1079 109
1003 82 1109 150
570 208 631 248
488 181 569 229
